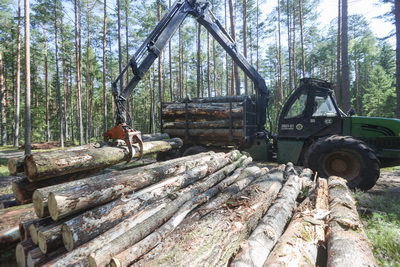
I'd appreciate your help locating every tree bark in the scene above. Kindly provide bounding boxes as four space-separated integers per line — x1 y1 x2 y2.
15 238 35 267
24 138 182 181
27 247 66 267
263 178 329 266
45 151 230 220
88 153 247 267
109 155 250 267
165 128 245 138
61 153 243 251
24 0 32 155
38 223 64 254
231 171 305 267
0 226 20 248
163 120 243 129
13 0 22 147
21 217 53 245
134 166 285 267
326 176 377 267
13 168 104 206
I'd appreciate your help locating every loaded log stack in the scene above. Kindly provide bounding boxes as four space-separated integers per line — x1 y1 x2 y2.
0 135 378 266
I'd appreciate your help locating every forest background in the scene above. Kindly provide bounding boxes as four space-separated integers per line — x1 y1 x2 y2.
0 0 398 150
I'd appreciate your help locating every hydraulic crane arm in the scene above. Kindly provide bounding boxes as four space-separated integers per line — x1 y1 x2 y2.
107 0 270 162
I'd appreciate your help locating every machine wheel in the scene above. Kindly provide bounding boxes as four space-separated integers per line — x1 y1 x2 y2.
304 135 380 191
182 146 209 156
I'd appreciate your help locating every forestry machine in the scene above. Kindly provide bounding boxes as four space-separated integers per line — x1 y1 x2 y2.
106 0 400 191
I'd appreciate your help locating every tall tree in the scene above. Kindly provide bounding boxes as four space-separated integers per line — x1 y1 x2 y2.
0 51 6 146
336 0 341 106
75 0 84 145
24 0 31 154
396 0 400 118
102 0 107 132
341 0 351 112
243 0 248 94
54 0 64 147
229 0 240 95
13 0 22 147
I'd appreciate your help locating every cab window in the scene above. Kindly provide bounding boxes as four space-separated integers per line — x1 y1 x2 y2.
312 95 338 117
284 91 308 119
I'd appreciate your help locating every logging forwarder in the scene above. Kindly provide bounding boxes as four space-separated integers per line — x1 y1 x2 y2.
106 0 400 191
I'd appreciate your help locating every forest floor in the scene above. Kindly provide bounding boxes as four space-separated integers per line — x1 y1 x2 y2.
0 146 399 266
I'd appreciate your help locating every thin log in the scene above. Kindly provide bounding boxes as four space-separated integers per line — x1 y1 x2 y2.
162 106 243 119
231 171 306 267
164 128 245 138
12 168 107 205
61 152 241 251
8 157 25 175
0 226 20 248
109 155 251 267
26 247 66 267
171 95 251 103
141 133 170 141
37 223 64 254
88 152 250 267
134 166 285 267
24 138 183 181
19 217 53 244
15 238 35 267
327 176 378 267
0 194 18 209
45 151 229 220
163 119 244 129
263 178 330 266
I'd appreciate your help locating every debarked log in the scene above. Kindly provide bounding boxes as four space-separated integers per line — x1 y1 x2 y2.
24 138 183 181
43 151 230 220
326 176 377 267
61 151 242 251
133 166 285 267
231 170 306 267
263 177 330 267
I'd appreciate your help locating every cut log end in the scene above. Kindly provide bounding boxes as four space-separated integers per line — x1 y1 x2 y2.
28 224 39 245
110 258 122 267
24 155 38 181
37 230 48 254
32 190 48 218
15 239 35 267
48 193 61 221
61 224 74 252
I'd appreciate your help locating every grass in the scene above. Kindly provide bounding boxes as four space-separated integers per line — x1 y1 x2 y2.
353 191 400 266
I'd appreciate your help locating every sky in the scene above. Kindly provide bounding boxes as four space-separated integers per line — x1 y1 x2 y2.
318 0 394 44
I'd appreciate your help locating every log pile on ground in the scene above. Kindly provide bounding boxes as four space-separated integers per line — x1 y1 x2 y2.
161 96 257 148
0 147 378 266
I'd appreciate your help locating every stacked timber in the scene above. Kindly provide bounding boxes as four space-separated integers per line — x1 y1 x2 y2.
0 149 378 266
161 96 257 148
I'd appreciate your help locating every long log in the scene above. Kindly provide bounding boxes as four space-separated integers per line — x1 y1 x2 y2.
170 95 252 104
163 119 244 129
15 238 36 267
0 226 20 248
162 106 243 119
326 176 377 267
141 133 170 141
24 138 183 181
164 128 245 138
26 247 66 267
133 166 285 267
44 151 230 221
12 168 108 205
8 157 25 175
19 217 53 245
231 171 306 267
88 153 251 267
263 178 329 266
109 155 251 267
61 151 242 251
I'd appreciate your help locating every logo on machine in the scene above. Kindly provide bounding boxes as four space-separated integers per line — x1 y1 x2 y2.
296 124 304 130
281 124 295 130
324 118 333 125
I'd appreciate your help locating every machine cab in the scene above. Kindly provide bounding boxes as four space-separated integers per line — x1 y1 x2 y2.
278 78 343 139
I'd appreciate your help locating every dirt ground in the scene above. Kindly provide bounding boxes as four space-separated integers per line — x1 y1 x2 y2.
368 170 400 199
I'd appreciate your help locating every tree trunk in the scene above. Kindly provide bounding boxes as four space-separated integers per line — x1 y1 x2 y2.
341 0 350 112
299 0 305 77
0 52 6 146
263 178 329 266
102 0 107 132
15 239 35 267
0 226 20 248
74 0 84 145
38 223 64 254
62 153 244 251
20 217 53 245
326 176 377 267
228 0 240 95
196 23 202 98
24 138 182 181
231 171 305 267
242 0 248 94
14 0 22 147
163 120 243 129
8 157 25 176
24 0 31 155
396 0 400 118
277 0 283 102
45 151 233 220
110 155 250 267
134 166 285 267
165 128 245 138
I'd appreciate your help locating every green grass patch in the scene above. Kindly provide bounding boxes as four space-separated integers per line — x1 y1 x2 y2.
0 158 9 176
354 192 400 266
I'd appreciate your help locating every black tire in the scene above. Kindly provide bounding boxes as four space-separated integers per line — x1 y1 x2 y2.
182 146 209 157
304 135 380 191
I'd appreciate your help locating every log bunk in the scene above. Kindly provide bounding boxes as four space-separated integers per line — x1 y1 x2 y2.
0 134 378 267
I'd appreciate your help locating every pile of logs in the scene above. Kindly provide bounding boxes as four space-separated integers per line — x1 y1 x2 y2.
161 96 257 148
0 145 377 266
